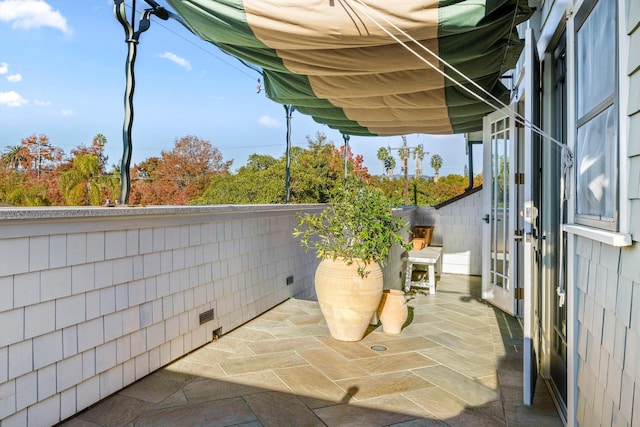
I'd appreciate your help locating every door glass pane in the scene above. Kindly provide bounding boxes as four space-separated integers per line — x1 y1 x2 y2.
503 129 510 290
490 118 510 290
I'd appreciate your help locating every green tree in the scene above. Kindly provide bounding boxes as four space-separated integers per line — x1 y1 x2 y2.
196 132 369 205
196 153 285 204
59 154 117 205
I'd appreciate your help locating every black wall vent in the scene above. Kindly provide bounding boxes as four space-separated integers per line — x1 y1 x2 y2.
199 308 214 325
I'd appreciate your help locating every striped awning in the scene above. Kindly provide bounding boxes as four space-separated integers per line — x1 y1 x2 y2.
166 0 532 136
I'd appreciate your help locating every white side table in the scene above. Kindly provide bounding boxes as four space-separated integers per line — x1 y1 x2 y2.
404 246 443 294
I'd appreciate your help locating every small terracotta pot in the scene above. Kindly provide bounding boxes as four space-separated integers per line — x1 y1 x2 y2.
412 238 425 250
377 289 408 334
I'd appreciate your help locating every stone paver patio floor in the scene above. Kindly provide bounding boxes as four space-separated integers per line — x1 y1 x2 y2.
59 274 563 426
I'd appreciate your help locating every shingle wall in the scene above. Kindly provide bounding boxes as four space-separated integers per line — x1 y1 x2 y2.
574 2 640 424
0 205 320 426
414 189 483 276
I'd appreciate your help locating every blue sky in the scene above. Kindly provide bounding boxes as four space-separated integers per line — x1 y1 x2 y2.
0 0 479 177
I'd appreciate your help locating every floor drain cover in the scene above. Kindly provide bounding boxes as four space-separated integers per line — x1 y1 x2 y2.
370 345 388 351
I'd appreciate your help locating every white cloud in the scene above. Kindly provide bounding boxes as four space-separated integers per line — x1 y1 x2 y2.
60 108 73 116
0 62 7 74
258 115 281 128
158 52 191 70
0 0 72 34
0 90 28 107
6 73 21 82
34 99 49 106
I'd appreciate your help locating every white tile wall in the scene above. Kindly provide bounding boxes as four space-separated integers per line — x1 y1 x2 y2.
50 235 67 269
37 364 56 401
8 340 31 380
56 354 83 392
130 329 146 358
86 290 101 321
62 326 77 358
0 238 29 277
56 294 86 329
81 350 95 380
29 236 49 272
71 263 96 296
126 230 139 256
0 379 16 419
86 232 105 263
99 365 123 399
113 257 133 286
77 318 104 353
41 267 72 301
94 260 113 290
152 228 165 253
76 377 99 412
99 287 116 316
24 301 55 340
15 371 37 411
105 230 127 261
66 234 87 266
116 335 131 364
0 207 318 425
13 272 40 308
0 275 13 312
95 341 117 374
59 386 76 421
0 347 7 384
1 409 25 427
33 331 62 369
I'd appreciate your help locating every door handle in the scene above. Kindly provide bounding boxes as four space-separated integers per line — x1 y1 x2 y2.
482 214 490 223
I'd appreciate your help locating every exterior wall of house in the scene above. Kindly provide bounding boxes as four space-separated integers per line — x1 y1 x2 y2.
573 1 640 425
560 0 640 425
574 238 640 425
0 205 320 426
414 189 483 276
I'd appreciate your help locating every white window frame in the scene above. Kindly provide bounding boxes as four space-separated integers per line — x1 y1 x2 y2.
573 0 619 231
563 0 631 246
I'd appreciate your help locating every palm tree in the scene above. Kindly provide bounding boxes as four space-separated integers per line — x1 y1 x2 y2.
413 144 426 178
431 154 443 183
2 145 25 170
59 154 116 205
377 147 395 179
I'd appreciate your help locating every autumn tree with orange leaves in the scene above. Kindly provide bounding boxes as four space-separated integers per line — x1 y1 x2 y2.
129 135 232 205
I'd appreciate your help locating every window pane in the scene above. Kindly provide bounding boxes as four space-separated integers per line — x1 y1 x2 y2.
576 106 617 218
577 0 615 118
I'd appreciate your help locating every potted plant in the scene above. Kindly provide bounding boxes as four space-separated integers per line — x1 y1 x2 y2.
293 184 411 341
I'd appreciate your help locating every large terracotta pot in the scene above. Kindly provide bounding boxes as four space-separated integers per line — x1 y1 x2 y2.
315 257 384 341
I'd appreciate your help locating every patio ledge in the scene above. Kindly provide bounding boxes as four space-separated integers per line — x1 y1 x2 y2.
0 204 324 221
563 224 633 247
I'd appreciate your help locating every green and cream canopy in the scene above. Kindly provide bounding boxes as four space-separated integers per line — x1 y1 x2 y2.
166 0 532 136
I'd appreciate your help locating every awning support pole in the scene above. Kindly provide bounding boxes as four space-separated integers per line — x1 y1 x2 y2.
284 105 295 203
113 0 172 205
342 134 350 187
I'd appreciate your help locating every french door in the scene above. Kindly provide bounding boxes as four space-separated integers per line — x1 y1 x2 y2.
482 108 518 316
